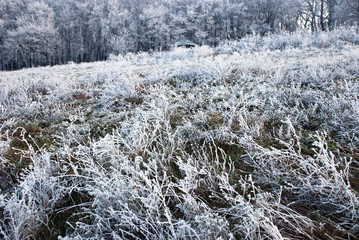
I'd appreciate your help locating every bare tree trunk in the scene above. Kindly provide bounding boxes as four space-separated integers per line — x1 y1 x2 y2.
320 0 326 31
328 0 336 30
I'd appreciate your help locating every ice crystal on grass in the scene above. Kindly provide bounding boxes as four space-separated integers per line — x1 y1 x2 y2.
0 29 359 239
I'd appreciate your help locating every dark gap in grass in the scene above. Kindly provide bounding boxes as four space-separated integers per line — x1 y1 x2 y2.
37 190 93 240
286 202 359 240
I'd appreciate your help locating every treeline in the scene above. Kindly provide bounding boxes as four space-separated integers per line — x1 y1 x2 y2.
0 0 358 70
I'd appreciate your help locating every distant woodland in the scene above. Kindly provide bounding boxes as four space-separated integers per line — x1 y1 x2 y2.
0 0 358 70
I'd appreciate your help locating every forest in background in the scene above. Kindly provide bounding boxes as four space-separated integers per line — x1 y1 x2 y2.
0 0 359 70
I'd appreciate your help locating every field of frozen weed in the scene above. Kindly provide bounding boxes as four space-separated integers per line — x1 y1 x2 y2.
0 29 359 239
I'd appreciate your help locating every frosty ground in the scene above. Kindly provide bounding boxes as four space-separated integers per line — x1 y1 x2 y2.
0 30 359 239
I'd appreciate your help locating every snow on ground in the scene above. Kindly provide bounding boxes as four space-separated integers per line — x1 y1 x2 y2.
0 30 359 239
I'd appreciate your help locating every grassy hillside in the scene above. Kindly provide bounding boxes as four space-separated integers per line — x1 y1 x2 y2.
0 29 359 239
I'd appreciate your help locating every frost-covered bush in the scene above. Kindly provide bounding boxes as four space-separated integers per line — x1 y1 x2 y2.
0 120 15 166
242 128 359 231
216 27 359 54
0 148 74 239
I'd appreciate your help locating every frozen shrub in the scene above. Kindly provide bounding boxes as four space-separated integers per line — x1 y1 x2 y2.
169 47 192 60
0 119 15 167
192 45 214 58
241 128 359 232
0 149 73 240
216 27 359 53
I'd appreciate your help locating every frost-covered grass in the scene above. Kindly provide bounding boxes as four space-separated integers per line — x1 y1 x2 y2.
0 29 359 239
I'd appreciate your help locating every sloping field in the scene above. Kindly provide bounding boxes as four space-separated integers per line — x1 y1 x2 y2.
0 30 359 239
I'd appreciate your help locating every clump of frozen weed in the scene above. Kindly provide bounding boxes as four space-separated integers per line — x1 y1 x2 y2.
241 122 359 234
0 142 75 239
